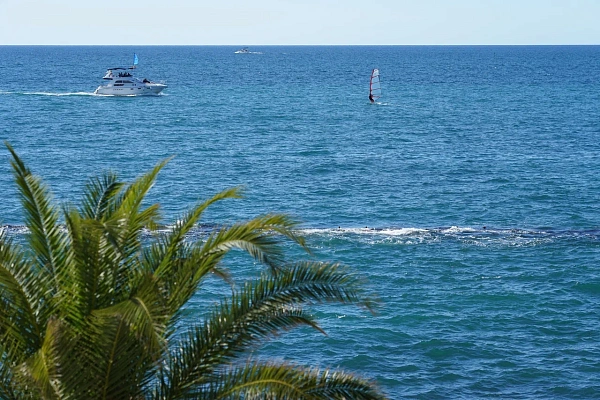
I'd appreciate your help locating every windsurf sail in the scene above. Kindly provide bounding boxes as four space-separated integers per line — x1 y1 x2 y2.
133 53 139 68
369 68 382 102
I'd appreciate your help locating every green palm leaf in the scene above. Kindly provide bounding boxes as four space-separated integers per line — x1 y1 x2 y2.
157 262 376 399
80 171 124 221
0 235 42 360
5 143 66 322
152 186 243 278
205 362 386 400
0 146 387 400
84 315 150 400
200 213 304 273
15 317 66 400
152 212 304 319
0 336 39 400
101 203 161 301
78 274 168 399
110 158 169 221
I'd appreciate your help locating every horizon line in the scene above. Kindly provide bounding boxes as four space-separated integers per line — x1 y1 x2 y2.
1 43 600 47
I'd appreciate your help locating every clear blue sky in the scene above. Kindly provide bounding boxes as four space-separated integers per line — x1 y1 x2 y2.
1 0 599 45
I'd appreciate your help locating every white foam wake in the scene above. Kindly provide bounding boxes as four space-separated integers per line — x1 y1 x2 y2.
0 90 96 96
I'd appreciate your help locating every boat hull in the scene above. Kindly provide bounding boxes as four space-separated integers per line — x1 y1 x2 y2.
94 83 166 96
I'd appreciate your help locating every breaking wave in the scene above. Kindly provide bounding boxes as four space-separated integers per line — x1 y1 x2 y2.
2 224 599 247
299 226 600 247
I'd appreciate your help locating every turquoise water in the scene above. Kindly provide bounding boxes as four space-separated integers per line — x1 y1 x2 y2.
1 45 600 398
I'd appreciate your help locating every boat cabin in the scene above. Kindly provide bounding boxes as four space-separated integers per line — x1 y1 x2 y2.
102 67 136 80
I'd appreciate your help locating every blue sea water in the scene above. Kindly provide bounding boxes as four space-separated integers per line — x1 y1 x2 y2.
1 45 600 398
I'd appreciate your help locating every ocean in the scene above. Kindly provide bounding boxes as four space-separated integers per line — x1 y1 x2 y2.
1 45 600 398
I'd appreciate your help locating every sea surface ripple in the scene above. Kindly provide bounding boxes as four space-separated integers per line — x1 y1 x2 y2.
1 45 600 398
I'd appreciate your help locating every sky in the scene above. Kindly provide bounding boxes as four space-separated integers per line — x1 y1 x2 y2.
1 0 599 45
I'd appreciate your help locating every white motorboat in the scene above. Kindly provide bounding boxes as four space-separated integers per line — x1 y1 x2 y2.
94 54 166 96
234 47 263 55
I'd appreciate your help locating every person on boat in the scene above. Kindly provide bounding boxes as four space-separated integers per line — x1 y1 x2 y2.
369 94 375 103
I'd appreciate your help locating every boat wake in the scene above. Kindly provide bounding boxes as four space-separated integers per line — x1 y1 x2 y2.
0 90 96 97
0 90 166 98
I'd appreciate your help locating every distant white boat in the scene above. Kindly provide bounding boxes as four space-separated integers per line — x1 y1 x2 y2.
234 47 262 55
94 54 167 96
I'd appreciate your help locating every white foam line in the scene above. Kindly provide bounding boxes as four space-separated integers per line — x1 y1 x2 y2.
299 227 429 236
439 226 477 234
1 91 97 96
32 92 96 96
378 228 429 236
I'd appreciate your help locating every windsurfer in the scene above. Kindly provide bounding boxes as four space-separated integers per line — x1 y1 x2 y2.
369 68 381 103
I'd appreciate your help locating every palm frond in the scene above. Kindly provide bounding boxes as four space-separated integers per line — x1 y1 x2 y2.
15 317 66 400
258 261 378 312
5 143 66 313
99 203 161 303
110 158 169 219
204 362 387 400
40 320 97 400
155 306 319 399
61 208 109 326
156 261 377 398
81 276 169 400
153 244 231 320
0 150 384 399
200 214 304 273
92 159 167 299
147 210 301 319
80 171 124 221
0 235 43 360
153 186 243 278
82 315 150 400
0 343 35 400
91 274 168 357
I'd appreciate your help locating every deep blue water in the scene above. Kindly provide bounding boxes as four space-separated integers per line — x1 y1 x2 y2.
1 45 600 398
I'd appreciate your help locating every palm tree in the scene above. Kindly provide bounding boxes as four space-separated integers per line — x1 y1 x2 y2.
0 143 386 400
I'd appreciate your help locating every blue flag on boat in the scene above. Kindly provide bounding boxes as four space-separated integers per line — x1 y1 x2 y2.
133 53 139 67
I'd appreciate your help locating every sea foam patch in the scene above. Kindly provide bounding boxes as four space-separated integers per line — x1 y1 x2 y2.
2 224 598 248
